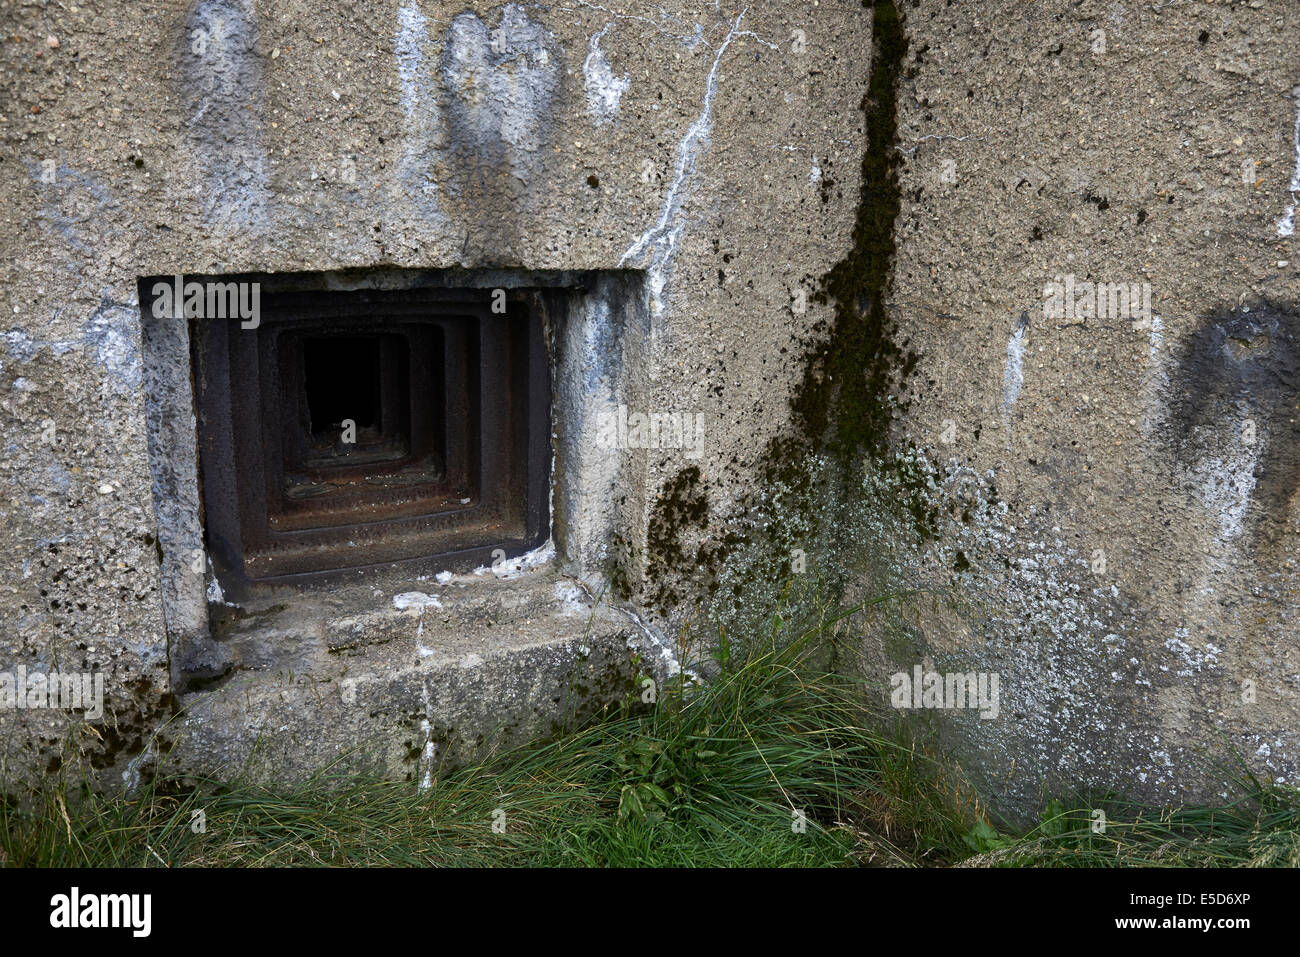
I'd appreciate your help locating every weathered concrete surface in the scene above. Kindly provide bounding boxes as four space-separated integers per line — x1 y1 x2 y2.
3 0 1297 820
0 0 866 788
593 0 1300 818
165 563 646 787
845 0 1300 815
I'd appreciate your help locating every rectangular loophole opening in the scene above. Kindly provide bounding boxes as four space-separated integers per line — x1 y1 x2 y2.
143 273 554 598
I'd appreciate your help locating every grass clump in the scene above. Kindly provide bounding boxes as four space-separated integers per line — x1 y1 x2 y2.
961 774 1300 868
0 605 968 867
4 599 1299 868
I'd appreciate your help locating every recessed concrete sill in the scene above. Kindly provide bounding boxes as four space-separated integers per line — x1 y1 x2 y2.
167 558 645 785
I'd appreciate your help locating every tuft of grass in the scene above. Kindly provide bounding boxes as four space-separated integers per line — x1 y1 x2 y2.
959 772 1300 868
0 604 969 868
4 599 1299 868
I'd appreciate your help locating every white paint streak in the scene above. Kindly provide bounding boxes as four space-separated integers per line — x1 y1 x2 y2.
183 0 269 232
1001 316 1027 418
418 683 435 790
394 2 447 218
619 9 763 316
395 4 429 121
1140 314 1167 434
1148 314 1164 362
394 591 442 654
583 23 629 122
473 539 556 578
1277 85 1300 237
1195 421 1260 544
616 603 700 684
122 739 155 794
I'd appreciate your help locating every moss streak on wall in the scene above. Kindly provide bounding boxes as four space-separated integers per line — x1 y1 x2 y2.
640 1 916 620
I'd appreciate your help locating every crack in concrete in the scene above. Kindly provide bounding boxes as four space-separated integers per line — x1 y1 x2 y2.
618 8 768 316
897 128 992 156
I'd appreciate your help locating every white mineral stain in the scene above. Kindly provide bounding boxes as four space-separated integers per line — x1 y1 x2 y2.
554 580 587 616
394 591 442 653
1000 313 1028 419
620 11 770 316
583 23 629 123
1277 85 1300 237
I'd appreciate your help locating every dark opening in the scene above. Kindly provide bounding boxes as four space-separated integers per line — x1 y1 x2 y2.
288 332 413 466
170 274 553 592
303 336 380 436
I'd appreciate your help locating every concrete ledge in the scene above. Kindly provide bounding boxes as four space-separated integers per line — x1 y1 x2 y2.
166 563 646 785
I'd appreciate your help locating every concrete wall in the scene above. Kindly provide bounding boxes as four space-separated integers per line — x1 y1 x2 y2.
0 0 868 788
852 0 1300 814
2 0 1297 818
